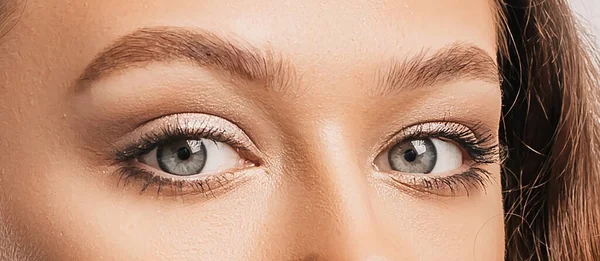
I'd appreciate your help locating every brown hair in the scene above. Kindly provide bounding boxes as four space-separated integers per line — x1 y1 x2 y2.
0 0 598 260
496 0 600 260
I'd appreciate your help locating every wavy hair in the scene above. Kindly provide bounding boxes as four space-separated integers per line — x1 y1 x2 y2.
496 0 600 260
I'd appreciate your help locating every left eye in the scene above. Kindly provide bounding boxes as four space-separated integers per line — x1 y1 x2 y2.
375 138 463 174
138 138 243 176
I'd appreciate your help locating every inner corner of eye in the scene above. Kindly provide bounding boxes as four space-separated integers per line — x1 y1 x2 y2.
242 158 258 167
373 148 392 171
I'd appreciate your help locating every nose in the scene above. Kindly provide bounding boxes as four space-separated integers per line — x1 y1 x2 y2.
267 122 417 260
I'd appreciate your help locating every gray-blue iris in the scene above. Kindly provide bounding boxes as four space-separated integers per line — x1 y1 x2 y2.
157 139 207 176
388 139 437 174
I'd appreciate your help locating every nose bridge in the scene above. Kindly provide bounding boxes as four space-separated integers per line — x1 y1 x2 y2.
288 120 393 259
312 123 374 228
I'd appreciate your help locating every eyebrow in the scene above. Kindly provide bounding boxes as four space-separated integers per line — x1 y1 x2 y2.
78 27 498 95
78 27 295 92
374 44 499 96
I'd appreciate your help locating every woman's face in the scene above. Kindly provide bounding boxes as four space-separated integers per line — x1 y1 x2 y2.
0 0 504 260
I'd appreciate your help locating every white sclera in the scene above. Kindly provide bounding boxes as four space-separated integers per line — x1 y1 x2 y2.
429 138 463 173
139 138 241 175
200 140 241 173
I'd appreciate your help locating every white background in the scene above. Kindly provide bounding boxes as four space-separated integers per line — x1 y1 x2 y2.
571 0 600 48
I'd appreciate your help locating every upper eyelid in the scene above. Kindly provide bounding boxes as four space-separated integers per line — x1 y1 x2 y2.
115 115 494 162
398 122 485 137
390 121 490 142
373 121 495 157
112 113 261 160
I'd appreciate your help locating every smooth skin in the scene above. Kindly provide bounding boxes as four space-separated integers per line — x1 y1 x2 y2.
0 0 504 260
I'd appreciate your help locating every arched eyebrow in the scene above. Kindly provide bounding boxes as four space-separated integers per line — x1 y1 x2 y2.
374 43 499 96
77 27 295 92
77 27 498 95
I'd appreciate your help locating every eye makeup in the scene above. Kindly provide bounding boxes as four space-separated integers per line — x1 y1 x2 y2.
374 122 501 197
110 113 499 198
111 113 260 197
114 113 259 161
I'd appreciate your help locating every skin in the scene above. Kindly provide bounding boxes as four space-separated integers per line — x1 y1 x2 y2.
0 0 504 260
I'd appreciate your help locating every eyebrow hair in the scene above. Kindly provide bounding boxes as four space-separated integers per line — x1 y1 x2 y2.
79 27 497 96
78 27 295 92
374 44 499 96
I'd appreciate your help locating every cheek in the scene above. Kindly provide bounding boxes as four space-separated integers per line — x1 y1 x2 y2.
370 164 504 260
1 134 504 260
3 160 275 260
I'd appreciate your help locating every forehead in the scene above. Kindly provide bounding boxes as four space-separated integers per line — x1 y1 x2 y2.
16 0 498 74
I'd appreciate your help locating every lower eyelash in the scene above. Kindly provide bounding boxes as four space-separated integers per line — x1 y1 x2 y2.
390 165 494 197
114 166 235 197
380 122 500 197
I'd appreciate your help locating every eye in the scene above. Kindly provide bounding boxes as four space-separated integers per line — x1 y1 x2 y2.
372 122 500 196
376 138 463 174
138 138 243 176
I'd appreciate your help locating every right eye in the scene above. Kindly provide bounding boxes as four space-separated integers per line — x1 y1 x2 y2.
138 138 244 176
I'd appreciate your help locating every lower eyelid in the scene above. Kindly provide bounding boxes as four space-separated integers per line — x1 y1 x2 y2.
108 113 265 196
378 162 472 178
378 165 493 197
134 156 256 180
113 164 256 198
135 162 215 180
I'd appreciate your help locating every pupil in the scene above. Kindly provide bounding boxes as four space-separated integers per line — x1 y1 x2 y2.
176 147 192 161
403 149 417 162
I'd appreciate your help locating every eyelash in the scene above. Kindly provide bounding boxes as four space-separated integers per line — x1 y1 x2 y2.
114 166 237 197
115 124 246 162
112 124 252 197
111 121 499 197
386 122 500 196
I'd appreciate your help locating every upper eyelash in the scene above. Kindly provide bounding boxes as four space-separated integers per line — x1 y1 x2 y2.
382 122 500 196
113 123 246 163
397 122 500 165
112 118 497 197
110 119 254 196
